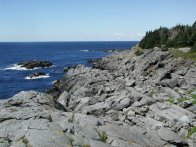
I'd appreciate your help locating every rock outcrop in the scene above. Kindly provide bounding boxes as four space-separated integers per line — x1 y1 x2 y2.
1 47 196 147
18 60 53 69
26 72 48 79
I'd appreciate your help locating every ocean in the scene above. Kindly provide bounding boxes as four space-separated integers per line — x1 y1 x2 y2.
0 41 138 99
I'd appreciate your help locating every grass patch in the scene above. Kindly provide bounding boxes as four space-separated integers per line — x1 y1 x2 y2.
186 127 196 138
192 100 196 105
177 97 190 103
191 94 196 99
169 48 196 61
167 97 175 104
97 131 108 143
191 94 196 105
83 144 91 147
187 90 196 104
187 89 196 94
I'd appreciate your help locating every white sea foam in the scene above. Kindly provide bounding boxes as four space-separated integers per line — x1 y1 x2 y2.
5 64 38 71
80 49 89 52
25 74 50 80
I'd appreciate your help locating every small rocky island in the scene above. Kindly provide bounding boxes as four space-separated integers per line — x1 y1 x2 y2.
0 23 196 147
26 72 49 79
18 60 53 69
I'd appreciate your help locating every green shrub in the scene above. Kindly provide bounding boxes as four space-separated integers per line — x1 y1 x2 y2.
191 94 196 104
177 97 190 103
169 48 196 61
134 49 144 56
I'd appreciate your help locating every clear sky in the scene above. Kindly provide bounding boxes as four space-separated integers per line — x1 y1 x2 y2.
0 0 195 42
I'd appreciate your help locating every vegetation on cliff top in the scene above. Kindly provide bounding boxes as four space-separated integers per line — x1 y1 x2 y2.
139 21 196 51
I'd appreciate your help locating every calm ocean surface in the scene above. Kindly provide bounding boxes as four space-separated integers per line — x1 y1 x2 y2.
0 41 138 99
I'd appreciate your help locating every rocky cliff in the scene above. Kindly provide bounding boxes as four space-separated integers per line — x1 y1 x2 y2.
0 47 196 147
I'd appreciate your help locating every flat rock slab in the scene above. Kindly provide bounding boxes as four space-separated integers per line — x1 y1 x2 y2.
157 127 183 143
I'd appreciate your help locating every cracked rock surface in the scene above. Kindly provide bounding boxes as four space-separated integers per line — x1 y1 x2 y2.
1 47 196 147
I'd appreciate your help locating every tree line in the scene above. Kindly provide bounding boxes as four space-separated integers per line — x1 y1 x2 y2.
139 21 196 51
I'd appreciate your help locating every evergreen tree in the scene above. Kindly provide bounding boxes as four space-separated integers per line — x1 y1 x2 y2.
139 21 196 50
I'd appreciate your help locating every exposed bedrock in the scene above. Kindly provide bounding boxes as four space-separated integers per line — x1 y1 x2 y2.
1 48 196 147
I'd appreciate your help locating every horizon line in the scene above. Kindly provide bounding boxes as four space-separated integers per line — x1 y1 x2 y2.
0 40 140 43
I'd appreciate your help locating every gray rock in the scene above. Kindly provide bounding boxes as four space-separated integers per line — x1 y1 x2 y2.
157 127 183 143
166 78 178 88
179 100 193 108
112 97 131 111
82 102 110 115
1 47 195 146
0 138 10 147
187 105 196 113
24 119 72 147
126 79 135 87
74 97 90 111
178 79 187 87
190 133 196 143
57 91 69 108
156 86 181 98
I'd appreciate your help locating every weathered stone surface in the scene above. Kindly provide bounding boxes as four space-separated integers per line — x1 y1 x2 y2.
82 102 110 115
0 91 72 147
57 91 69 108
157 127 183 143
1 47 196 146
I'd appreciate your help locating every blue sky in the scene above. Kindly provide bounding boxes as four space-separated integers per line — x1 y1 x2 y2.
0 0 195 41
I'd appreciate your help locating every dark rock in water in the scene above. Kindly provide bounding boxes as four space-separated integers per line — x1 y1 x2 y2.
28 72 46 78
18 60 53 69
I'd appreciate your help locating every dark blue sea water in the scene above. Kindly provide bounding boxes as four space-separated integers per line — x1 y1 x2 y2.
0 41 138 99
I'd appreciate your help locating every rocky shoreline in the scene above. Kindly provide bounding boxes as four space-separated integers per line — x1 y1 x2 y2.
0 47 196 147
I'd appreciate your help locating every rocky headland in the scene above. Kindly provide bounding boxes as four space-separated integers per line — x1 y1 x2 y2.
0 46 196 147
